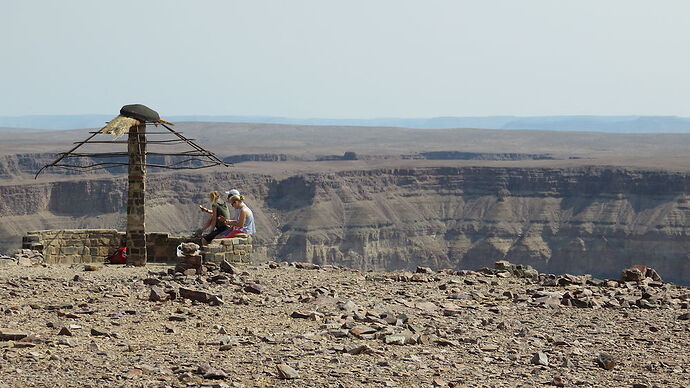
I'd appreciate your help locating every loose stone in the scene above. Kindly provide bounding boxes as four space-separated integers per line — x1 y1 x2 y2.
596 353 616 370
276 363 299 379
531 352 549 366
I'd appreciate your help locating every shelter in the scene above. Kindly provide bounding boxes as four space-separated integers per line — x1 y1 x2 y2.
37 104 229 265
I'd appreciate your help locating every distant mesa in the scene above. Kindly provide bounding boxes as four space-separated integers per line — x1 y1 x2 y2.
418 151 553 161
317 152 359 161
225 151 550 164
4 114 690 133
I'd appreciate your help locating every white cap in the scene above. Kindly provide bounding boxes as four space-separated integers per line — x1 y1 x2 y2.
225 189 240 196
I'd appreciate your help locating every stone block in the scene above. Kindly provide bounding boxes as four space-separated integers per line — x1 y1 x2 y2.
87 230 116 237
224 253 244 262
60 247 79 255
205 245 223 253
204 253 221 263
202 237 252 264
22 235 40 243
179 255 202 267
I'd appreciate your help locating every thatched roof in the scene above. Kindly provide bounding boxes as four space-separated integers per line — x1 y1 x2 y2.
99 115 140 137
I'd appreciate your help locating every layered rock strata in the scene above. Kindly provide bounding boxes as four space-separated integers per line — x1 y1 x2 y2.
273 167 690 284
2 166 690 284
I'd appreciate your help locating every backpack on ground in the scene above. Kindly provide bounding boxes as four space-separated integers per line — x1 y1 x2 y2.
107 247 127 264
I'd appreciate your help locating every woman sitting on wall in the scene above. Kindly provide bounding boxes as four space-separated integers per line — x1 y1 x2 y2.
199 190 230 245
217 195 255 238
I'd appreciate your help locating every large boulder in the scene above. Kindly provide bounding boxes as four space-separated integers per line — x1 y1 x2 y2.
494 260 539 280
621 265 662 282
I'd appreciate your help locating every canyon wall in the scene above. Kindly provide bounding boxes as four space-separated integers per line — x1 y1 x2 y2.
2 166 690 284
272 167 690 285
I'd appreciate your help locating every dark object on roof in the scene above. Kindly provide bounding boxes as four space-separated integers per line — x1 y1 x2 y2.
120 104 160 122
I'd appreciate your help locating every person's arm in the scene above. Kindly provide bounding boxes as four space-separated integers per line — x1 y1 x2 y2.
236 208 247 228
201 207 217 230
225 208 247 228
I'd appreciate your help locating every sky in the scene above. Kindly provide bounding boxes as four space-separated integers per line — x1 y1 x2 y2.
3 0 690 118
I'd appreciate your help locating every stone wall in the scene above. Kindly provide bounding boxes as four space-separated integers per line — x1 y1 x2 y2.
202 237 253 264
22 229 121 264
146 233 197 263
22 229 198 264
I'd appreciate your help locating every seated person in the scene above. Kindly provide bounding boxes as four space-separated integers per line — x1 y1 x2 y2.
217 194 255 238
224 189 241 219
199 190 230 245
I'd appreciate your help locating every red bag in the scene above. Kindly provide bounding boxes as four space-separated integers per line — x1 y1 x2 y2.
107 247 127 264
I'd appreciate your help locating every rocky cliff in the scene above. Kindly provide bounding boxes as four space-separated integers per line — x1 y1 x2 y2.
269 167 690 284
2 166 690 284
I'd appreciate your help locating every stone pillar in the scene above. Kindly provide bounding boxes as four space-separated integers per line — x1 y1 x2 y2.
127 123 147 266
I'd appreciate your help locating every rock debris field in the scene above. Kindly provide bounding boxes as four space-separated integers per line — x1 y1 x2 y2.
0 260 689 388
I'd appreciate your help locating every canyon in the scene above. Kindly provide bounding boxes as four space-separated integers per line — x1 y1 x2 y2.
1 123 690 284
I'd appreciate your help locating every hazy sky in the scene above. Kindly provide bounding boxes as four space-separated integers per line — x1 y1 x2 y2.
3 1 690 118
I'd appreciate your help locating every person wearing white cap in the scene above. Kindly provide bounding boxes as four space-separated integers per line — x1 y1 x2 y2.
225 189 240 197
224 189 241 220
217 194 255 238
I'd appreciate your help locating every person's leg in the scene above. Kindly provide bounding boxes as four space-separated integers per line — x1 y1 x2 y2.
202 227 225 245
201 231 214 247
222 229 247 239
204 226 230 244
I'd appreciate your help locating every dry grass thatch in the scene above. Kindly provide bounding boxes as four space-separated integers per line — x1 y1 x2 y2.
99 115 140 137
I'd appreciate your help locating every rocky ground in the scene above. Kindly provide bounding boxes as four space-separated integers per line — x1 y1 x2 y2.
0 260 689 388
